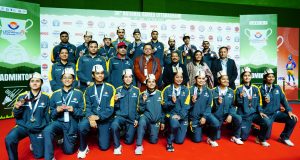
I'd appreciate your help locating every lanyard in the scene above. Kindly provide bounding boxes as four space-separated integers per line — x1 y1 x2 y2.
61 90 74 106
243 85 253 98
27 91 41 121
264 84 272 94
104 46 111 54
94 84 105 106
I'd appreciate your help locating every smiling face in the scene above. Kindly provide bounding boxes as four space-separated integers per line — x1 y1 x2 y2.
117 29 125 39
59 48 69 61
218 75 229 87
174 72 183 85
146 79 156 90
29 78 42 90
195 75 206 86
242 72 252 84
93 71 104 83
61 74 74 87
123 74 133 85
265 73 275 84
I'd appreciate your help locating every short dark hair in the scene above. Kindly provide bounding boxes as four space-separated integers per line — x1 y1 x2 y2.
202 40 209 44
59 47 69 53
88 40 98 47
60 31 68 37
218 46 228 53
143 43 153 49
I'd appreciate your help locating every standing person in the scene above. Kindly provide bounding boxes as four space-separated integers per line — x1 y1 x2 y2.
98 35 117 61
112 26 130 48
211 46 238 90
260 68 298 146
75 31 93 62
162 68 190 152
77 40 107 91
5 73 50 160
202 41 218 69
178 33 197 65
135 74 165 155
127 28 145 61
134 43 162 92
162 51 189 87
51 31 77 63
111 69 140 155
107 42 134 88
235 67 270 146
149 29 164 67
164 36 180 67
189 70 220 147
49 47 78 91
186 50 213 88
77 65 115 158
44 68 84 160
286 54 297 87
211 71 244 145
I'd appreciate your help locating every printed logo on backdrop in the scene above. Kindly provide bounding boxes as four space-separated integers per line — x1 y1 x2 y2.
130 22 137 29
190 25 195 31
98 21 105 28
235 26 240 32
41 41 48 48
180 24 186 31
141 23 147 29
161 24 167 30
217 26 222 32
171 24 176 30
42 64 48 70
110 22 115 28
40 19 48 26
87 21 94 28
52 30 60 36
76 20 83 27
225 26 231 31
198 25 205 32
52 20 60 27
42 52 48 59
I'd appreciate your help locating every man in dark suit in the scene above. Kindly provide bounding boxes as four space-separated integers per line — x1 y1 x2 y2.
211 46 238 90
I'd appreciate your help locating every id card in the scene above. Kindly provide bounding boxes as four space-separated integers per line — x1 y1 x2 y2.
64 111 69 122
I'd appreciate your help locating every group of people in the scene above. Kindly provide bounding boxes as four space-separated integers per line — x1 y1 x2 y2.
5 27 298 160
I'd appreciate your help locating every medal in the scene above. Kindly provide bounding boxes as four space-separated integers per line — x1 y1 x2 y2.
30 117 36 122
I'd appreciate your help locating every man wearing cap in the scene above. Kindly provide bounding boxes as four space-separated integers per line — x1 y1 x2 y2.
77 65 115 158
164 36 180 67
134 43 162 92
202 41 218 69
189 70 220 147
211 46 238 90
162 68 190 152
212 70 244 145
127 28 145 61
75 31 93 62
77 40 108 91
235 67 270 146
5 72 50 160
111 69 140 155
163 51 189 87
49 47 78 92
99 35 117 61
107 42 135 88
51 31 77 64
178 33 197 65
260 68 298 147
149 29 165 67
112 27 131 49
135 74 165 155
44 68 84 160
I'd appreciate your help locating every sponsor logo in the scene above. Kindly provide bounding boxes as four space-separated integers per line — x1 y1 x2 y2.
198 25 205 32
42 64 48 70
52 20 60 27
41 19 48 25
98 21 105 28
8 21 19 30
41 41 48 48
87 21 94 27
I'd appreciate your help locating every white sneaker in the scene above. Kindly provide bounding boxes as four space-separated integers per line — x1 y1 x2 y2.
255 137 270 147
114 145 122 155
279 138 294 147
57 138 63 145
207 138 219 147
29 144 33 151
77 145 89 159
230 136 244 145
135 145 144 155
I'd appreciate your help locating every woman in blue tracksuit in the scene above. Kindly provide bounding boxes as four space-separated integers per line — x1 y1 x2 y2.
111 69 140 155
189 70 220 147
260 68 298 146
211 70 244 145
49 47 78 91
135 74 165 154
44 68 84 160
5 72 50 160
162 67 190 152
235 67 270 146
77 64 115 159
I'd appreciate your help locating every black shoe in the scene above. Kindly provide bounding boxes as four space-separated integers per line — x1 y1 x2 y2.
166 144 175 152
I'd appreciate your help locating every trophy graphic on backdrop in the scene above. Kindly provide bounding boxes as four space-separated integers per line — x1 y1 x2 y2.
244 28 273 65
0 17 33 64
